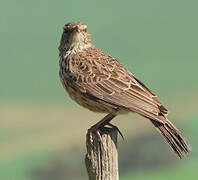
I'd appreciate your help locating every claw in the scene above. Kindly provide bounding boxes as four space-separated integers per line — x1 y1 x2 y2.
88 126 103 142
107 122 124 140
96 130 103 142
88 126 105 150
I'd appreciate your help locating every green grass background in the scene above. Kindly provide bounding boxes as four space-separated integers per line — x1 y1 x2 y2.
0 0 197 179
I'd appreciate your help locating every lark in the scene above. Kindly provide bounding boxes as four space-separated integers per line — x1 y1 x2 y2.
58 22 191 158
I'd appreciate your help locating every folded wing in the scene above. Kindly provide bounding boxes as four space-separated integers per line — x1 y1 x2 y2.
68 47 168 122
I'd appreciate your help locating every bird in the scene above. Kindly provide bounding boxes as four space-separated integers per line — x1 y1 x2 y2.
58 21 191 158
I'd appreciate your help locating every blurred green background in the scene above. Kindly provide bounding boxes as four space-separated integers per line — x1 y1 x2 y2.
0 0 197 179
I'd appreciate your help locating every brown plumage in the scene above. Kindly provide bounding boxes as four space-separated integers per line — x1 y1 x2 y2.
58 22 191 158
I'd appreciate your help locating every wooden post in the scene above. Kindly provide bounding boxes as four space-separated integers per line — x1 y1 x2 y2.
85 127 119 180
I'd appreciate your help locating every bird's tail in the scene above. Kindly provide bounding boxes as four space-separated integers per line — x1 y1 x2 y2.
150 118 191 158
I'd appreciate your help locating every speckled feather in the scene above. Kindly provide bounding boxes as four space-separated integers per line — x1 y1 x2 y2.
59 22 191 158
60 46 168 118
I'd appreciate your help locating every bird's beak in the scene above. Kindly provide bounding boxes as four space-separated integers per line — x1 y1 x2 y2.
76 24 87 32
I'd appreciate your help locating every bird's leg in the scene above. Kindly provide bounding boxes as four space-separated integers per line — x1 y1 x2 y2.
88 112 116 142
88 109 120 141
93 112 117 129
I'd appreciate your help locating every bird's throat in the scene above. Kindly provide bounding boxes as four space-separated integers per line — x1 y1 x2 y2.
66 41 92 55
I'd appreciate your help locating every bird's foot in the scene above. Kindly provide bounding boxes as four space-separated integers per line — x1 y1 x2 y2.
88 125 103 142
107 122 124 140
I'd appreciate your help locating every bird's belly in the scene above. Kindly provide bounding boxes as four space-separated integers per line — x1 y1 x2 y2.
59 68 129 114
61 79 111 113
67 87 130 114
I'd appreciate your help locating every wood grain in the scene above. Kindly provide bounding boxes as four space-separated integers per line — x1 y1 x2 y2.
85 127 119 180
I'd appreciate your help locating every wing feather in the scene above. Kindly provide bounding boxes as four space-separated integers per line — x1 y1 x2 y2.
67 47 168 121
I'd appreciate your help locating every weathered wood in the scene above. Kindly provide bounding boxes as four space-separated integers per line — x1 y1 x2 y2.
85 127 119 180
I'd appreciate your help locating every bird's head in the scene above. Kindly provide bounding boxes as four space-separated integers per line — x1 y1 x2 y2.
59 22 91 53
